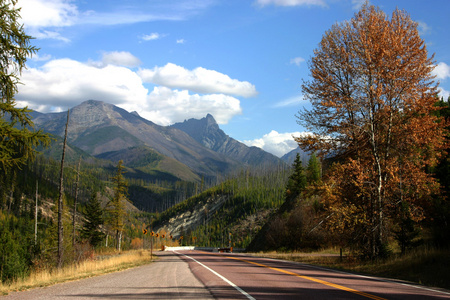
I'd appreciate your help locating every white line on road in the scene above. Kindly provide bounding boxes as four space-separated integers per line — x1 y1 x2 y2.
174 250 256 300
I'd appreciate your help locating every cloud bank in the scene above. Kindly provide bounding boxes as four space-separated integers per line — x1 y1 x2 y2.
434 62 450 80
243 130 304 157
17 56 248 126
139 63 258 98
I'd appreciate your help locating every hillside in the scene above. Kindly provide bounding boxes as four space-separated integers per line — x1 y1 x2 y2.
152 166 290 248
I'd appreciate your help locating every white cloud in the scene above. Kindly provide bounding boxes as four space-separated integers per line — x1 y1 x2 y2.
16 0 215 41
100 51 141 68
176 39 186 44
139 63 258 98
142 33 163 41
418 21 431 35
433 62 450 80
243 130 306 157
29 29 71 42
351 0 366 10
139 87 242 125
273 95 305 108
17 59 148 111
438 87 449 101
16 58 243 125
290 57 305 66
255 0 327 7
29 53 52 62
18 0 78 28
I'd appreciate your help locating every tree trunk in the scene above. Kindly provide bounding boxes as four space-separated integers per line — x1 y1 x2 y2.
58 109 70 269
72 158 81 250
35 180 38 245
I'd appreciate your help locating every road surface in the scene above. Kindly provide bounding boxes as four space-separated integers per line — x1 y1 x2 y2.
179 250 450 300
3 250 450 299
3 251 213 299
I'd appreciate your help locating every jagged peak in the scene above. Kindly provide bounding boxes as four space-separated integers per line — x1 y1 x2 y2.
205 113 215 121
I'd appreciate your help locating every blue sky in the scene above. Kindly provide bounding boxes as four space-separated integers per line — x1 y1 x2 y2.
15 0 450 157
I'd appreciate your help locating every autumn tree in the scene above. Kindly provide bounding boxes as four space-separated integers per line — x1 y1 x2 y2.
108 160 128 251
295 4 446 257
0 0 50 173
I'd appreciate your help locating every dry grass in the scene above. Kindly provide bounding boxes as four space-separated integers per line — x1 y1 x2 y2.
0 249 155 295
248 247 450 290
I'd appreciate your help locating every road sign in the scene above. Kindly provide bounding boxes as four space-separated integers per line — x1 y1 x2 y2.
143 229 147 234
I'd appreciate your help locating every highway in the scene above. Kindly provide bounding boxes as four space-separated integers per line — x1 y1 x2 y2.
178 250 450 300
3 250 450 299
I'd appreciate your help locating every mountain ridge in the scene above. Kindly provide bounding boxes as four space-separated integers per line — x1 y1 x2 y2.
31 100 283 180
171 114 282 167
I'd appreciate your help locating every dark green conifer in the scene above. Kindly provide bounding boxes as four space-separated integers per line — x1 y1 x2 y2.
307 152 321 183
285 153 307 199
0 0 50 173
81 193 104 248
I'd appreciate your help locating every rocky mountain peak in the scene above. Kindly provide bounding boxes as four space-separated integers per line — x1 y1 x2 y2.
171 114 226 151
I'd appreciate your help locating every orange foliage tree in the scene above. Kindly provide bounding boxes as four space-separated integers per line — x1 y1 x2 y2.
295 4 447 257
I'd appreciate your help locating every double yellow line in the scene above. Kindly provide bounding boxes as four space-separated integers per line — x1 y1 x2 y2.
221 254 387 300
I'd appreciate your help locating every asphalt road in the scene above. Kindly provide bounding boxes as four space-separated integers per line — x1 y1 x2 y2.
3 250 450 299
178 250 450 300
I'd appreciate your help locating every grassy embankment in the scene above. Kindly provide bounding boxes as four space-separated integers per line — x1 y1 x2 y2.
0 249 155 295
250 247 450 290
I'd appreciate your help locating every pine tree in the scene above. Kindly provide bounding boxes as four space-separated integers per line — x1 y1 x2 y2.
285 153 307 199
307 152 321 184
0 0 50 173
81 193 104 248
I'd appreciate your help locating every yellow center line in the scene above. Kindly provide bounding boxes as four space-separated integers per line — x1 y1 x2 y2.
212 252 387 300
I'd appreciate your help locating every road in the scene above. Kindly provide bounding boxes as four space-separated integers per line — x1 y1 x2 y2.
178 250 450 300
3 251 213 300
3 250 450 299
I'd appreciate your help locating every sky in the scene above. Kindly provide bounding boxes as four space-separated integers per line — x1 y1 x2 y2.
14 0 450 158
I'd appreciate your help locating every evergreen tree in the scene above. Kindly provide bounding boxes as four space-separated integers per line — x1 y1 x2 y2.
307 152 321 183
285 153 307 199
81 193 104 248
0 0 50 173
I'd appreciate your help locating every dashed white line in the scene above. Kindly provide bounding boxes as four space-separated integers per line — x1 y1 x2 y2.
174 250 255 300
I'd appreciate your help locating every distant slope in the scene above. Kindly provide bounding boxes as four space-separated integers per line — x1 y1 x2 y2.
281 147 310 165
96 145 200 182
171 114 284 168
152 166 290 249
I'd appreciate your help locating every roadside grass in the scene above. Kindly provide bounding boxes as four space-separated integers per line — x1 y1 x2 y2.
0 249 155 295
249 247 450 290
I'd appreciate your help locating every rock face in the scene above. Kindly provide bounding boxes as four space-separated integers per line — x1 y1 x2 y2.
30 100 282 179
171 114 283 167
156 194 229 238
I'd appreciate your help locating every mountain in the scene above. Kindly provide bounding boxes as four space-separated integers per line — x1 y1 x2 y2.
171 114 283 168
281 147 310 165
31 100 282 180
